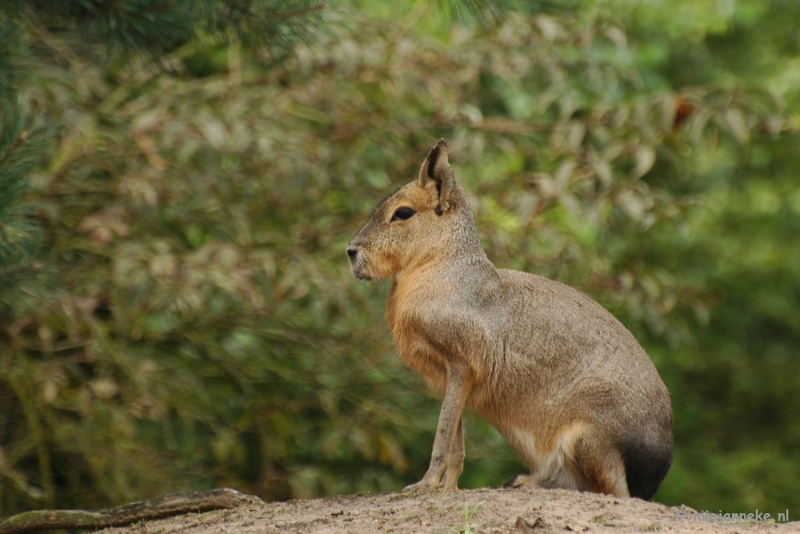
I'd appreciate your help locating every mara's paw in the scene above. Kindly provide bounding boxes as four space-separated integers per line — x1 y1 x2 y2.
503 474 536 489
402 479 440 493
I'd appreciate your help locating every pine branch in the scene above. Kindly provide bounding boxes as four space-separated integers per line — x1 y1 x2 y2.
261 2 328 20
0 129 27 170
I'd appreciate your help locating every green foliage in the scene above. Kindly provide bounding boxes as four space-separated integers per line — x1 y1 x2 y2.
15 0 327 55
0 105 38 262
0 6 27 98
0 100 54 316
647 131 800 511
1 0 799 520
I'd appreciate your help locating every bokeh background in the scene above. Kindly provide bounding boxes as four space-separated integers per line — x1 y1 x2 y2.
1 0 799 518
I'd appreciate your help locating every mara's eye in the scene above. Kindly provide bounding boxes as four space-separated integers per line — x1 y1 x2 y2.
390 207 416 222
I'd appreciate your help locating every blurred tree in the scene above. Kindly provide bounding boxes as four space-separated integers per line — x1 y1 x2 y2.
0 0 798 520
0 0 325 515
0 0 509 515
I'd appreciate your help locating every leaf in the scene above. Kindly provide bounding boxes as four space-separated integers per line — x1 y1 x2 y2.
724 108 749 145
633 146 656 179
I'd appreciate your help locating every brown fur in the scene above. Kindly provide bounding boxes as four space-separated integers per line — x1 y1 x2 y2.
347 139 673 499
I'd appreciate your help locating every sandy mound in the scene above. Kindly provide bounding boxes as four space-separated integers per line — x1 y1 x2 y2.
99 486 794 534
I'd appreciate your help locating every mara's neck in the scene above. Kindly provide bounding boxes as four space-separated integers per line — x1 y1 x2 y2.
386 250 496 330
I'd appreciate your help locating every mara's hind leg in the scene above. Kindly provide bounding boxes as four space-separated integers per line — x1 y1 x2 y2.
500 425 628 497
504 426 666 499
570 432 630 498
503 473 535 489
571 425 673 500
501 423 586 492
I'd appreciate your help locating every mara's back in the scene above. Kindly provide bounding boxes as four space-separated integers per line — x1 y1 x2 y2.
348 139 673 500
484 268 669 420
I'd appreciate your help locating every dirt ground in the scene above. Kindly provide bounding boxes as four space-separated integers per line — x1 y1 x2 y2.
100 486 796 534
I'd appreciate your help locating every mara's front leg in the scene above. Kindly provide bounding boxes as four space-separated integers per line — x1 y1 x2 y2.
404 364 470 492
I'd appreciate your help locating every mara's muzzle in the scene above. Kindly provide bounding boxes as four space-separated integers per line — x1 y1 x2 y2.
346 242 372 281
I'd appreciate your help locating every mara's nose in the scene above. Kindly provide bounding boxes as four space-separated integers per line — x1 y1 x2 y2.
346 245 358 259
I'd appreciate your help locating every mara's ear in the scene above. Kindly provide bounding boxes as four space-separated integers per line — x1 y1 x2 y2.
417 138 456 215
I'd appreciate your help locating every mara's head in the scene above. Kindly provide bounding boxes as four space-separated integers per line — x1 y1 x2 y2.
346 138 475 281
